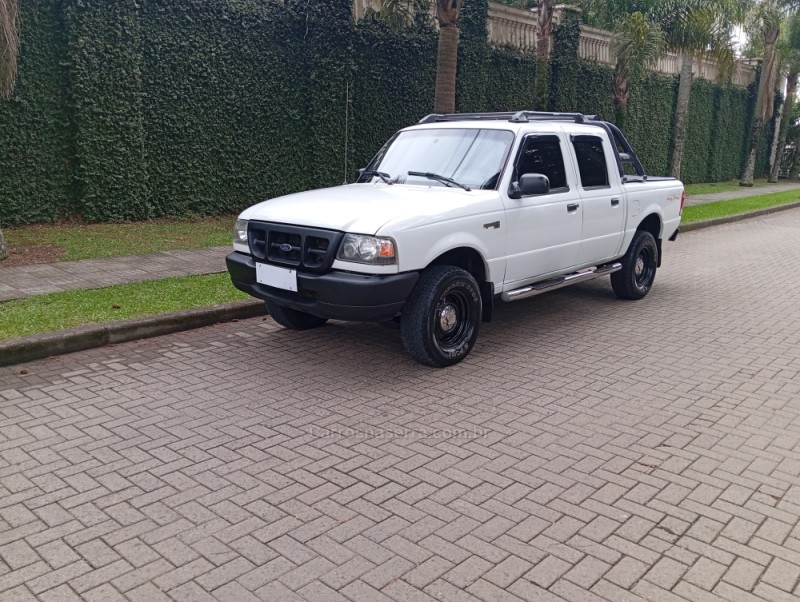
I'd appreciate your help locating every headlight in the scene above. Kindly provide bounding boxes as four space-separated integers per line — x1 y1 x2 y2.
337 234 396 265
233 219 249 245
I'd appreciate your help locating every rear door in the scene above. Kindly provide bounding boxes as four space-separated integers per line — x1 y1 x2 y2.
571 134 625 264
501 132 582 286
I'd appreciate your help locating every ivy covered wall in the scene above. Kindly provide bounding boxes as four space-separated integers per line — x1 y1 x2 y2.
0 0 768 225
550 10 769 183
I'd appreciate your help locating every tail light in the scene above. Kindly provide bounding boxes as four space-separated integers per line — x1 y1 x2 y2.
680 191 686 216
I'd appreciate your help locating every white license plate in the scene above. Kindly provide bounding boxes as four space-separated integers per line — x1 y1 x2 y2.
255 263 298 292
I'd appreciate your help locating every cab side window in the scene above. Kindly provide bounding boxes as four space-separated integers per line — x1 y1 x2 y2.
514 134 568 193
572 135 610 189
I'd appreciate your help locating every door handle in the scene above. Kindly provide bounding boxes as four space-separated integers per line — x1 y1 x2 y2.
611 198 620 206
567 203 579 212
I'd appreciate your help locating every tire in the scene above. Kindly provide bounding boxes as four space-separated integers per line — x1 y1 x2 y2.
400 266 482 367
611 229 658 300
266 302 328 330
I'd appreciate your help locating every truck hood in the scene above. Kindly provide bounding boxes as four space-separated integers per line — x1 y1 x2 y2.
239 183 498 235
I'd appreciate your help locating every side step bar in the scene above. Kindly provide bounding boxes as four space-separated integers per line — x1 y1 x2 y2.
501 262 622 302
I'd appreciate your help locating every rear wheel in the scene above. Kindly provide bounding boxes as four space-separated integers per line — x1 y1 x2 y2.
611 229 658 300
266 302 328 330
400 266 481 367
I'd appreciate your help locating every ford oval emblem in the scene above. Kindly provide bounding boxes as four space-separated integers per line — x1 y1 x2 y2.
279 243 293 252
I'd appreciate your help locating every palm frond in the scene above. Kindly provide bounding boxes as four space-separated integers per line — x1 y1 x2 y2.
612 11 666 81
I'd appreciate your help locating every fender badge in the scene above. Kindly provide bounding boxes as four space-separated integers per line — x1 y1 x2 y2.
483 221 500 230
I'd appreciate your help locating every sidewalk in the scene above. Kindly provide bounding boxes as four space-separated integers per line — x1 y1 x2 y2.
683 180 800 205
2 180 800 303
0 246 228 302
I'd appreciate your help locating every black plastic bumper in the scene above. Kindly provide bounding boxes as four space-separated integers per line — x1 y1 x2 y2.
226 252 419 322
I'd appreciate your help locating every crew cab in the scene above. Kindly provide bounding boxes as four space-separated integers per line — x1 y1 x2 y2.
226 111 683 367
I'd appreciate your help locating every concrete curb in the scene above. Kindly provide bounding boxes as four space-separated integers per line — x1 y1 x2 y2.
3 202 800 368
0 299 265 368
681 200 800 232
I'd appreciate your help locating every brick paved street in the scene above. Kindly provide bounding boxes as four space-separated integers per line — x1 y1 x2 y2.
1 210 799 601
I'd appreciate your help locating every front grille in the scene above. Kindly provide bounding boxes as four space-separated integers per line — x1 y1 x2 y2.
248 221 343 274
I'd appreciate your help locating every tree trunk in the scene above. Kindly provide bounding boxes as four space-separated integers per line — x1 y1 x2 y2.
534 0 554 110
0 228 8 261
433 0 462 114
434 24 459 113
613 66 630 130
741 29 780 186
768 75 788 182
770 70 798 182
670 52 693 180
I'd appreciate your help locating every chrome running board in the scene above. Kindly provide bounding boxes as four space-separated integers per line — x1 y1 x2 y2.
501 262 622 302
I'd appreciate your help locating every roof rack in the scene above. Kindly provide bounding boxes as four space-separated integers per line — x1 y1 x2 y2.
417 111 599 124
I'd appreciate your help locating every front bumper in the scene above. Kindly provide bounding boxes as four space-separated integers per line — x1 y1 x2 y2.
226 252 419 322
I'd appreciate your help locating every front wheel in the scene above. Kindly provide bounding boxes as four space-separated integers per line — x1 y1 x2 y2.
266 302 328 330
400 266 482 367
611 229 658 300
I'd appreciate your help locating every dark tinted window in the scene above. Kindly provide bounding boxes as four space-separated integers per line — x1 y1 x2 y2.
515 135 568 191
572 135 610 188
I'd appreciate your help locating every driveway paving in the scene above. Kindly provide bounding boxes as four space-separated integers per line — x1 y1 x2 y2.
1 209 799 601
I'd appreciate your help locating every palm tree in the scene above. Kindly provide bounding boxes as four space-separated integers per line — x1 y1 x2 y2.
0 0 20 260
768 14 800 180
534 0 555 109
741 0 798 186
612 12 666 129
434 0 464 113
649 0 737 180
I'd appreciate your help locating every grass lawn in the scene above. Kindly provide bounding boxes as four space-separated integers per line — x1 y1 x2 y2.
683 178 770 196
0 273 249 340
682 189 800 223
4 215 236 264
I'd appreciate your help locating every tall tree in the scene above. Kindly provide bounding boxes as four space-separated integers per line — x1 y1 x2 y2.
741 0 798 185
434 0 464 113
0 0 20 260
612 11 665 129
534 0 555 109
650 0 737 180
769 14 800 181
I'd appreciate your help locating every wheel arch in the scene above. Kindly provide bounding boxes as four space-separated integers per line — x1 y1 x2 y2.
636 212 663 267
426 246 494 323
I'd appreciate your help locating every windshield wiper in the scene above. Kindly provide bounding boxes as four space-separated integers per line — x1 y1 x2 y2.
408 171 471 191
361 170 393 185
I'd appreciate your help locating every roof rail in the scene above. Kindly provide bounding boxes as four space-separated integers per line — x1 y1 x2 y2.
418 112 518 124
418 111 599 124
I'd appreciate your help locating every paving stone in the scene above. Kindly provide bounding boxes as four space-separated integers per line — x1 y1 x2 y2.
2 211 800 601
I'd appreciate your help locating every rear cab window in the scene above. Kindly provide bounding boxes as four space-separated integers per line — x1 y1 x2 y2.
572 135 611 189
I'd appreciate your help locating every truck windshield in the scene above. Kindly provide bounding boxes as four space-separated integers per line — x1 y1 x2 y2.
359 128 514 190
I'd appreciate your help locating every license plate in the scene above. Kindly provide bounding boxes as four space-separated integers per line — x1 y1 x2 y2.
255 263 298 292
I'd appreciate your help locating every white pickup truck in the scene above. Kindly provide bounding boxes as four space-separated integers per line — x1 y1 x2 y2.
227 111 683 367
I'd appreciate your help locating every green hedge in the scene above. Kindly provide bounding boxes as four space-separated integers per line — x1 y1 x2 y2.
549 10 771 183
0 0 772 225
0 0 72 225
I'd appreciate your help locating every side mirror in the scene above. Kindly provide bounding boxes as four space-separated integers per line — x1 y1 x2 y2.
510 173 550 198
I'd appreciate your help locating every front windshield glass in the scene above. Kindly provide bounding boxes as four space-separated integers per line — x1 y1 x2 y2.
360 128 514 190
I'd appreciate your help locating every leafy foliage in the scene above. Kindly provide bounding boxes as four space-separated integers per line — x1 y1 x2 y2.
0 0 780 226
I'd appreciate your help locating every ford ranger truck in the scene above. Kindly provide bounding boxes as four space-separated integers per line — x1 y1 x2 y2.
226 111 683 367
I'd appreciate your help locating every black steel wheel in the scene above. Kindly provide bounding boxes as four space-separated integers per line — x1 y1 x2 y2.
400 266 482 367
611 229 658 300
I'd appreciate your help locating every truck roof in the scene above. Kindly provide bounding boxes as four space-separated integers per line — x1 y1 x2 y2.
402 111 647 180
403 111 618 137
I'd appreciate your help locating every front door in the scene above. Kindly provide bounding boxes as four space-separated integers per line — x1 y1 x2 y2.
501 133 583 287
